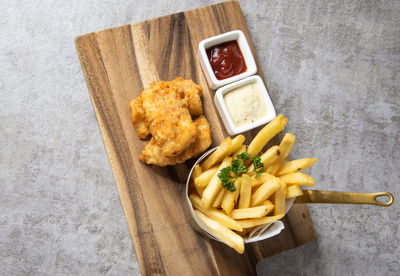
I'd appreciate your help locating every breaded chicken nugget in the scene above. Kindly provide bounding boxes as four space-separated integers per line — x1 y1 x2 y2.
140 116 211 166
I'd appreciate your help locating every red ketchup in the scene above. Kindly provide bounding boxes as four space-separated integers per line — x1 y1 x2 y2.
206 40 247 80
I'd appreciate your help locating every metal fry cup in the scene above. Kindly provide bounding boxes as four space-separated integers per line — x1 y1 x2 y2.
185 147 295 246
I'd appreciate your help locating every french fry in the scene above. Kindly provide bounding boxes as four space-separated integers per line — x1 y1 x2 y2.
251 176 280 206
276 158 318 176
225 135 246 157
221 191 235 215
195 210 244 254
247 115 288 158
194 166 218 188
192 164 202 180
261 200 275 215
237 214 284 229
212 188 226 208
196 186 205 197
192 164 204 196
202 157 232 208
232 145 247 160
267 133 296 175
190 194 242 231
279 172 315 186
286 185 303 199
274 180 286 216
248 145 280 172
201 137 232 170
233 178 241 202
251 172 276 187
221 177 241 215
238 174 252 208
230 206 270 219
261 200 274 206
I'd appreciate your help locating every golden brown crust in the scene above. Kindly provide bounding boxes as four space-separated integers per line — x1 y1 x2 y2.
141 83 199 157
169 77 203 116
129 78 203 141
139 116 211 166
130 78 211 165
129 97 150 139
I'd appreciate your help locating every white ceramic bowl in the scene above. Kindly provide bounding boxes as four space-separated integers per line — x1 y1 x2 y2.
198 30 257 89
214 75 276 136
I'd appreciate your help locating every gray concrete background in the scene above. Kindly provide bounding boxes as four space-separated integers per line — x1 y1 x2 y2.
1 0 399 275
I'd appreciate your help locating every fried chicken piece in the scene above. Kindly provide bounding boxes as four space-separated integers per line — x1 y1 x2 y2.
129 78 209 164
140 116 211 166
129 97 150 139
141 83 199 157
130 78 203 140
169 77 203 116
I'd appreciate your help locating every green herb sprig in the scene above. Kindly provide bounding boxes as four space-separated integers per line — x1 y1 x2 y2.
217 167 236 191
252 155 265 178
217 152 264 192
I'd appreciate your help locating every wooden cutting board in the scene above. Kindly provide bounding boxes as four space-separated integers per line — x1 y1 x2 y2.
75 1 316 275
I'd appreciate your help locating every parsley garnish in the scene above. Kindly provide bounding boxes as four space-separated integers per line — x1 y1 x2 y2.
236 152 251 162
231 159 247 175
217 152 264 191
252 155 265 178
218 166 236 191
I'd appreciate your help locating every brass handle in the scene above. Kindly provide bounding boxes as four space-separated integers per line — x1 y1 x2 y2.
295 190 394 207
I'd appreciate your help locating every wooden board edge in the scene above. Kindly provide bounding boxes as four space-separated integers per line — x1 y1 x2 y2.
74 0 239 43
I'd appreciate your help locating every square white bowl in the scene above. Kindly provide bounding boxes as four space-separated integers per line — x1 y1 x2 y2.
198 30 257 89
214 75 276 136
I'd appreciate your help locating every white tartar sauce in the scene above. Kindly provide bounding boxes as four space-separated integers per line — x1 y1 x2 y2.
223 82 268 127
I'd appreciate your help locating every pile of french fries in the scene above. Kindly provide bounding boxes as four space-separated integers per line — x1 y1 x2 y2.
189 115 318 254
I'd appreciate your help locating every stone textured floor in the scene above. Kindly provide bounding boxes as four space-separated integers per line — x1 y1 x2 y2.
1 0 399 275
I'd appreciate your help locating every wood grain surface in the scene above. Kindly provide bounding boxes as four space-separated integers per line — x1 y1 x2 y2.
75 1 316 275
